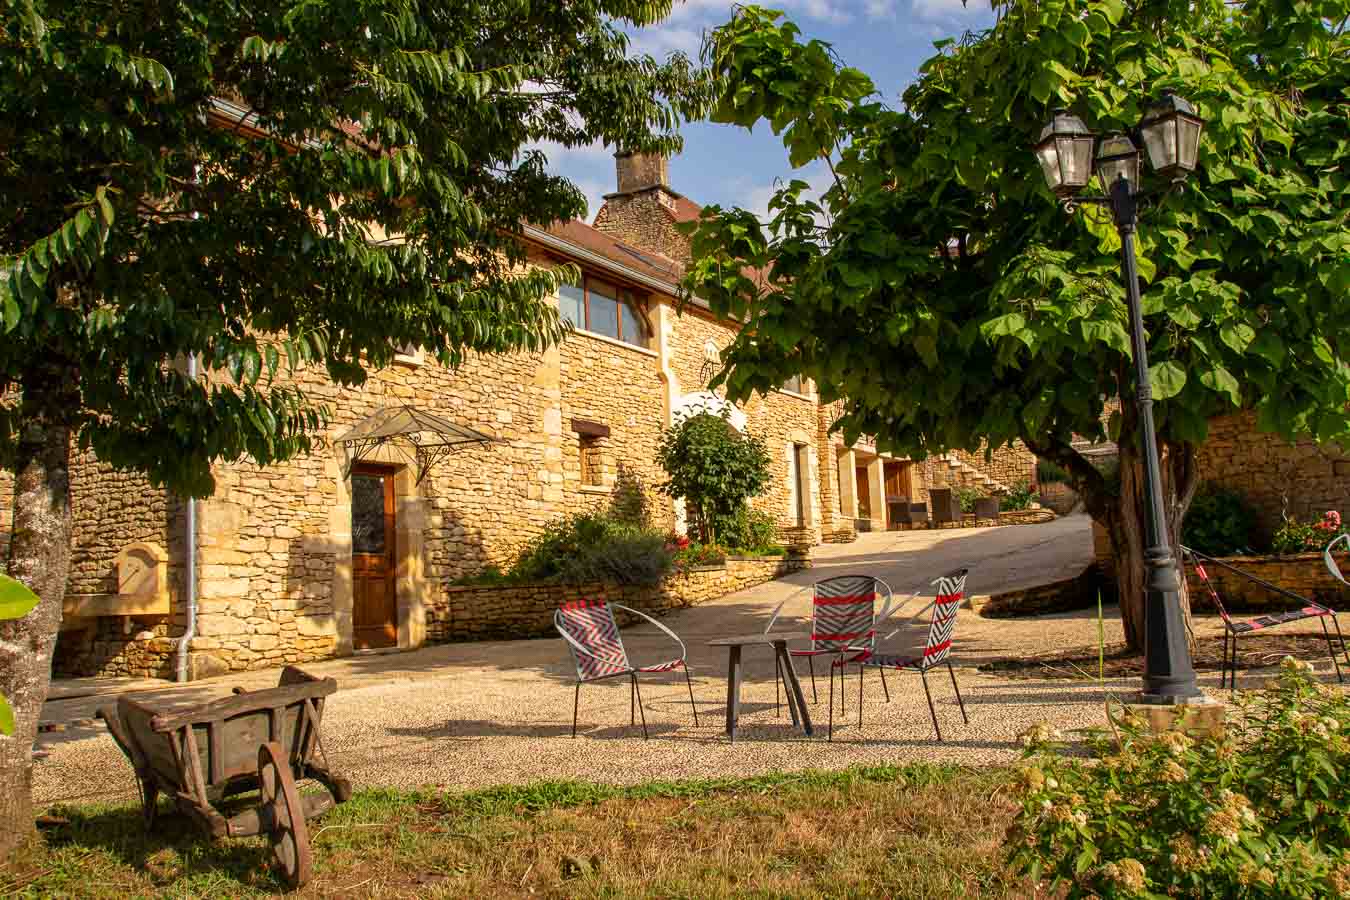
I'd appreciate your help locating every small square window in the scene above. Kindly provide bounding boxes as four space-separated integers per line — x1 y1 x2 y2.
781 374 805 394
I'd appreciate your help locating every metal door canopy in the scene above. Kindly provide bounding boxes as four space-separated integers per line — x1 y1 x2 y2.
334 405 501 484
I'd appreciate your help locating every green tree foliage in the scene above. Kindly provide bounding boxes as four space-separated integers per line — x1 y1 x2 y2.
0 0 703 855
680 0 1348 648
656 413 771 544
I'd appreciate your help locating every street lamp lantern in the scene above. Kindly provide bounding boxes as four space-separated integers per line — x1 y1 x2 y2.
1138 89 1205 181
1033 92 1212 706
1095 132 1141 195
1033 109 1096 198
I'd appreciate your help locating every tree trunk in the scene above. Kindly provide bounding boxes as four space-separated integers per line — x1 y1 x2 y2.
1101 434 1199 652
0 368 76 860
1023 409 1200 653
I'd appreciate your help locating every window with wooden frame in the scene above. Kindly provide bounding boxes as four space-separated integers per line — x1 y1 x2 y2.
559 276 652 349
579 435 602 486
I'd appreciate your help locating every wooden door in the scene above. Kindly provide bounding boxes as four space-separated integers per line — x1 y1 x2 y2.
855 467 871 519
351 467 397 649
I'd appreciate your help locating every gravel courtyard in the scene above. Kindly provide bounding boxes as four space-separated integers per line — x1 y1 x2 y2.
33 515 1244 808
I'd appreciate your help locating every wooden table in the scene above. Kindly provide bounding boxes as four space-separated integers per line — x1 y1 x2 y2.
706 632 813 742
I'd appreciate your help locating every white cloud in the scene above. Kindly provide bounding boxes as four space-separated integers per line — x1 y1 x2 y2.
910 0 985 22
732 162 836 229
864 0 897 18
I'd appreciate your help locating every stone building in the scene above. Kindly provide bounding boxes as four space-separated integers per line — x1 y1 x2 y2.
0 152 1028 679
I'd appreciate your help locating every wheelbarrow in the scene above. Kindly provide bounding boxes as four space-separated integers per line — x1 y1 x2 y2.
98 665 351 888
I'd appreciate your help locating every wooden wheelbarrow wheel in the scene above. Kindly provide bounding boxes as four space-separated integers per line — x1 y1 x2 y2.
258 741 313 889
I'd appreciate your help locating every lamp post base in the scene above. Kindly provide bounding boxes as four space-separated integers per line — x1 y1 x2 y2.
1122 696 1225 739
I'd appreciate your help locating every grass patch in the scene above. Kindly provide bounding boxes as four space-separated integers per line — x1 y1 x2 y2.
5 764 1027 898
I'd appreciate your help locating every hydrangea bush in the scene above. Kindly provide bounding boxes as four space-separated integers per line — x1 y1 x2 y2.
1008 659 1350 898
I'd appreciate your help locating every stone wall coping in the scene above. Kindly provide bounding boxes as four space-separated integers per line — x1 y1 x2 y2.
441 555 791 594
1194 551 1326 565
725 554 790 561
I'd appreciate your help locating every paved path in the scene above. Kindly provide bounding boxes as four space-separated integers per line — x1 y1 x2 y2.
32 514 1238 808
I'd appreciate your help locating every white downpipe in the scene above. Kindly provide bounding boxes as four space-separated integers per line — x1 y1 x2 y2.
175 353 199 682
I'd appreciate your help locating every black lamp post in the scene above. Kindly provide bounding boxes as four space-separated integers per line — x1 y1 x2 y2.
1033 91 1207 703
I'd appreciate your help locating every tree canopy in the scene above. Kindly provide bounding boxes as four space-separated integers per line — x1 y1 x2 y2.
681 0 1349 644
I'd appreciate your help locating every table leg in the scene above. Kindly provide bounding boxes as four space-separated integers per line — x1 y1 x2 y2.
774 644 801 729
778 644 814 737
725 645 742 742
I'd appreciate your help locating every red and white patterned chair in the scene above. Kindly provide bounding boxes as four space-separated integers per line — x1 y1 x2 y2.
554 599 698 739
1185 544 1348 691
857 569 970 741
764 574 898 739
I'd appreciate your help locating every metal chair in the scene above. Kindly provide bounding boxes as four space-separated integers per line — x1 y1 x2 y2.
930 488 960 527
857 568 970 741
764 574 901 739
554 599 698 739
1183 545 1348 692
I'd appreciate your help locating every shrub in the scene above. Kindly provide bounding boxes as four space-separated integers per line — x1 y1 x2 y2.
510 512 673 586
1000 480 1036 512
1272 510 1348 555
448 565 513 587
1182 485 1259 556
954 485 984 513
656 413 772 544
672 541 727 568
1036 458 1070 486
1007 658 1350 899
711 505 780 554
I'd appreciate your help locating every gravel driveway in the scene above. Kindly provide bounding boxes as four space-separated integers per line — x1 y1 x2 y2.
35 514 1232 808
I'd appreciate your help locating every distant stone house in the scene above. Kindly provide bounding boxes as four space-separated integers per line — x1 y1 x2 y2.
0 150 1032 680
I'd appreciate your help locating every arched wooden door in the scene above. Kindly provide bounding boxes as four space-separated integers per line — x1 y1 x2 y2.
351 465 398 649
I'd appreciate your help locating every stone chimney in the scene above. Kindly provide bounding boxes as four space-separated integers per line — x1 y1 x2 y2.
593 151 690 262
615 152 670 194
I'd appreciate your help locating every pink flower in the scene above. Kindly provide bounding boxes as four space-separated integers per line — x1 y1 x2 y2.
1324 511 1341 527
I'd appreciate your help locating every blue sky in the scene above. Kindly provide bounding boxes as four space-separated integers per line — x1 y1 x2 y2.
544 0 997 223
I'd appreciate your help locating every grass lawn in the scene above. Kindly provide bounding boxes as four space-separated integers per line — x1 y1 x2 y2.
4 764 1029 898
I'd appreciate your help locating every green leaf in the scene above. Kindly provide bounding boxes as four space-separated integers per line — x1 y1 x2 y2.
0 693 13 736
1199 364 1241 406
0 574 39 620
1149 361 1187 399
982 312 1026 340
1250 331 1285 366
1220 322 1255 355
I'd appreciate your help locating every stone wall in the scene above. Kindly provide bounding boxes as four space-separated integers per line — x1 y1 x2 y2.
1196 411 1350 539
558 328 671 528
971 564 1105 618
950 441 1038 491
1039 481 1079 515
49 454 183 678
430 555 804 642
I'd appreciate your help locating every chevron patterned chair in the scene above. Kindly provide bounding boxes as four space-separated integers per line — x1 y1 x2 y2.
1182 542 1349 692
554 598 698 739
857 568 970 741
764 574 898 740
